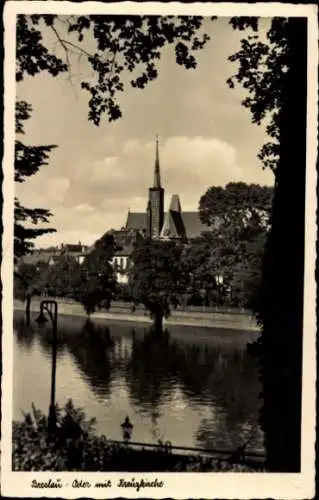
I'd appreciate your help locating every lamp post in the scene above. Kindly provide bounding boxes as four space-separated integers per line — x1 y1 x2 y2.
121 416 133 444
215 273 223 305
36 300 58 431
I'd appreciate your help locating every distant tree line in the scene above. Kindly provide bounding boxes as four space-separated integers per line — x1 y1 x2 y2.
14 182 273 330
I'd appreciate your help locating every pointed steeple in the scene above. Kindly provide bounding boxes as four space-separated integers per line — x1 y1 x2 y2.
148 135 164 239
153 134 161 188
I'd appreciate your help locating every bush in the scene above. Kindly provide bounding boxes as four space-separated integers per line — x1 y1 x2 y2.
13 400 266 472
114 283 132 302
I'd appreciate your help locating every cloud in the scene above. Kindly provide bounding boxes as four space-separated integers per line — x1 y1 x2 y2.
122 139 140 154
86 135 244 211
74 203 96 213
79 135 243 206
33 230 103 248
90 156 121 184
16 175 70 209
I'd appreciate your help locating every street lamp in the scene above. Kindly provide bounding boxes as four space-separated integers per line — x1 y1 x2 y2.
36 300 58 431
215 273 223 305
121 416 133 443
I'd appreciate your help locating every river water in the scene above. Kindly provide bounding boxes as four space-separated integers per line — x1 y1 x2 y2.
13 311 264 453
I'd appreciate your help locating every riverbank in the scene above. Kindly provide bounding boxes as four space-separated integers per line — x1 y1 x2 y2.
14 298 259 332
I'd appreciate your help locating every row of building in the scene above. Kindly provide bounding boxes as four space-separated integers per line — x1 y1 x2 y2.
22 137 208 284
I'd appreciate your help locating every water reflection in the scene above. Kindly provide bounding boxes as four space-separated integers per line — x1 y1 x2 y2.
14 315 67 357
66 320 115 399
14 317 36 351
127 330 177 414
125 329 263 450
13 313 263 451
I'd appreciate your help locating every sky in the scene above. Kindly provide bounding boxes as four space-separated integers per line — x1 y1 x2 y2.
16 16 274 248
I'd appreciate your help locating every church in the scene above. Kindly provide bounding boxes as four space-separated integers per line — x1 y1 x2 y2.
111 136 207 283
125 136 206 240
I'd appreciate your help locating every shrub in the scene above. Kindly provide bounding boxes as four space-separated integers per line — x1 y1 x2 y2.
12 400 266 472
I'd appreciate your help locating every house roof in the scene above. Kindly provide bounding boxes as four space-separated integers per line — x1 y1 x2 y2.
20 243 89 266
63 243 88 254
114 245 132 257
125 210 208 239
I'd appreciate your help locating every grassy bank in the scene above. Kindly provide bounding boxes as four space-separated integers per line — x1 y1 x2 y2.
14 298 259 332
14 309 260 347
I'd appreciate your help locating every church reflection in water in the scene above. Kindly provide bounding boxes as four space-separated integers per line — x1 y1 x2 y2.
14 314 264 452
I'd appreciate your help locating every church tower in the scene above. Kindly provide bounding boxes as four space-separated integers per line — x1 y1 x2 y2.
148 135 164 239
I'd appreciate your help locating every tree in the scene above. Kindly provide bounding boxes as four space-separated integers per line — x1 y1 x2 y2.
196 182 273 308
75 232 118 315
230 232 266 309
15 102 57 260
180 234 222 306
228 17 307 471
199 182 273 233
14 261 49 323
17 15 211 124
45 253 82 298
129 239 183 332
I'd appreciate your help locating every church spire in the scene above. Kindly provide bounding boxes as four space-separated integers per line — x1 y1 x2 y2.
153 134 161 188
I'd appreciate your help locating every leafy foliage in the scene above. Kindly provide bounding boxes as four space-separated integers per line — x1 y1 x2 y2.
16 14 68 82
17 15 212 125
14 261 49 321
44 253 83 298
199 182 273 232
14 261 48 300
13 399 97 471
14 103 56 259
74 233 118 315
230 232 266 309
12 399 263 472
114 282 132 302
228 17 289 173
188 183 274 308
180 233 223 306
129 239 183 329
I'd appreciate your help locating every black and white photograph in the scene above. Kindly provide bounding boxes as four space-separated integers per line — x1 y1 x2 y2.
1 1 317 498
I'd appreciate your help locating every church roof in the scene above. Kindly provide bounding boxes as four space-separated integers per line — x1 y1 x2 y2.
161 210 187 239
125 210 208 239
125 212 147 230
181 212 208 238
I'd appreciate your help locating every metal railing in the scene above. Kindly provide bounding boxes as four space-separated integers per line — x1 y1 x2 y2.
103 438 266 462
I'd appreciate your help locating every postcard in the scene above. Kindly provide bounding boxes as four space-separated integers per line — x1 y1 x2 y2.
1 1 317 498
